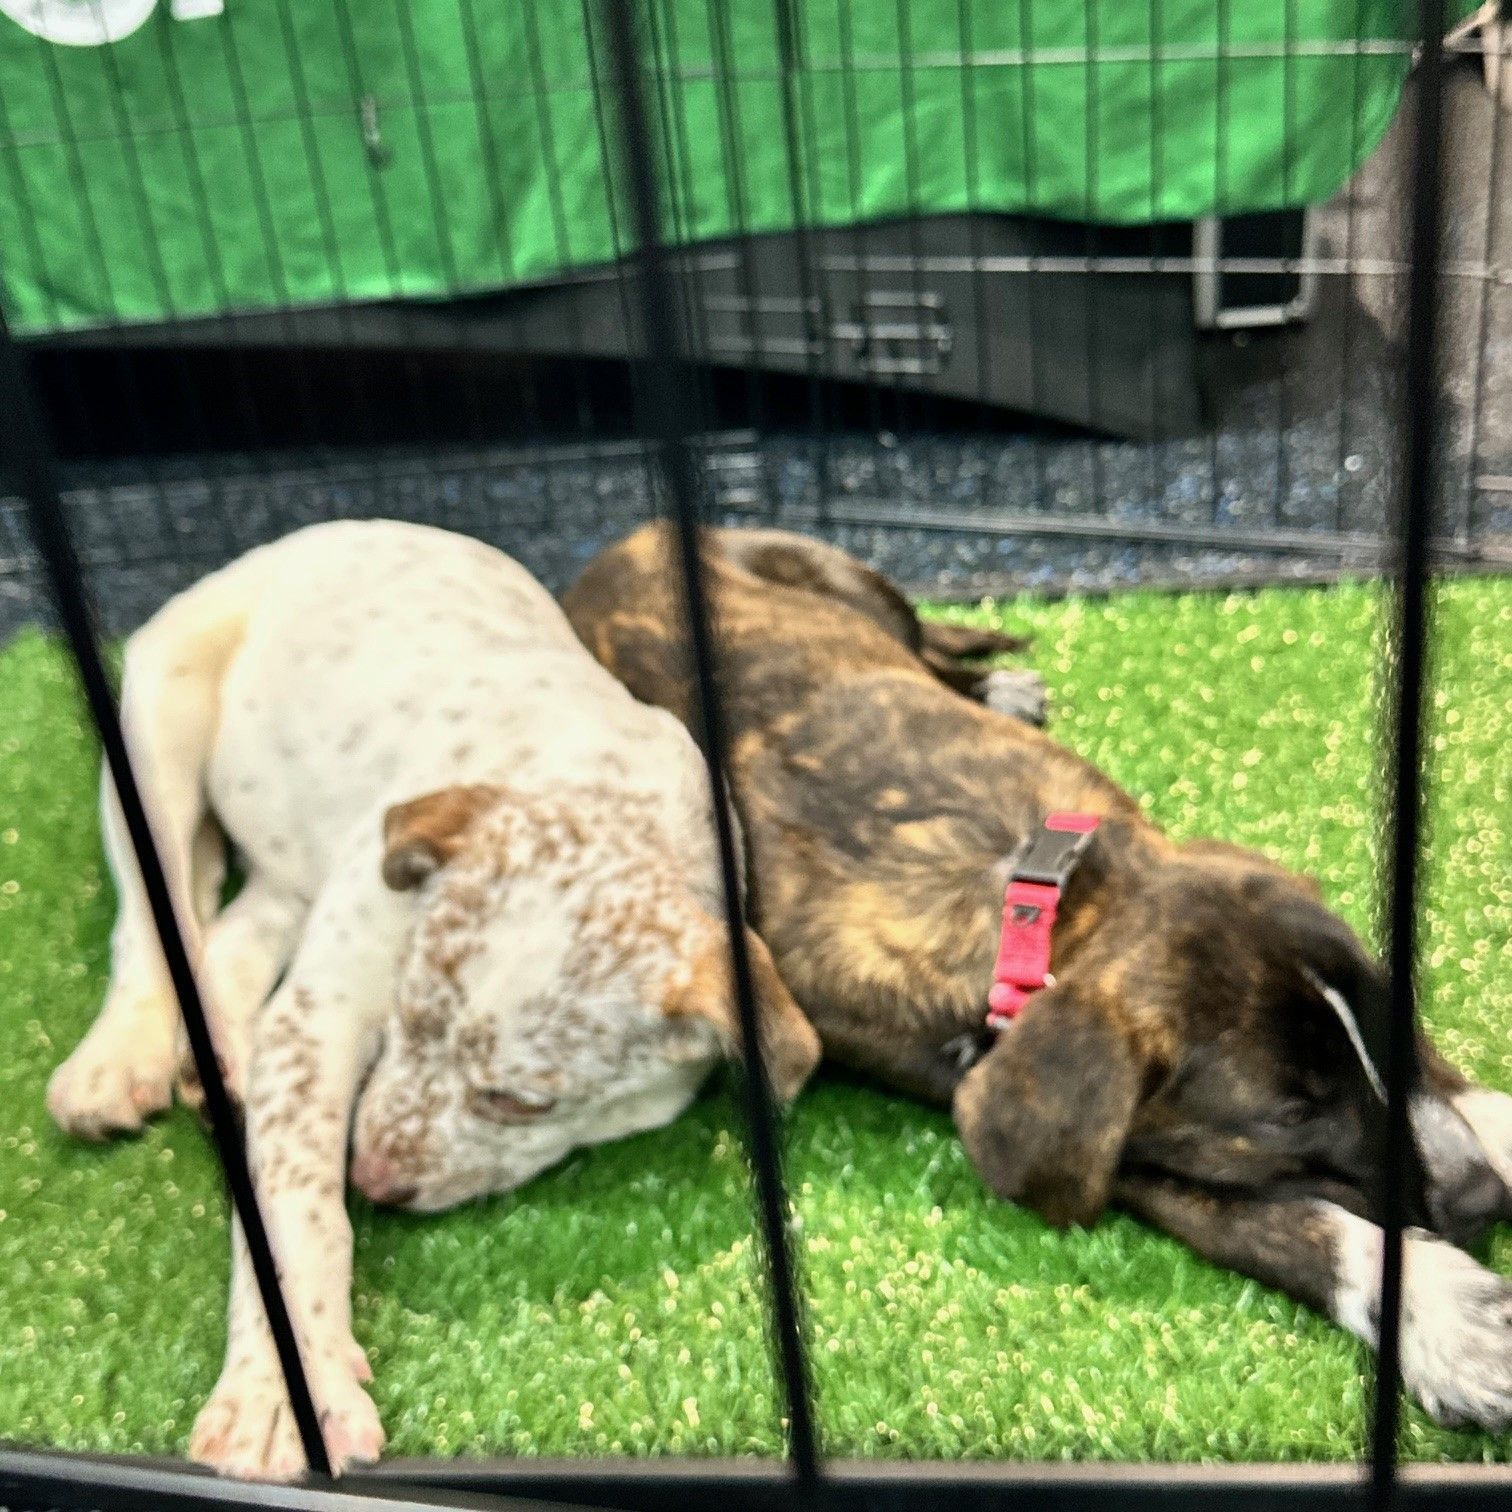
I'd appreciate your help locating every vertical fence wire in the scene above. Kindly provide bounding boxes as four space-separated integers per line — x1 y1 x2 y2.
1335 0 1371 538
169 0 390 485
1462 14 1507 546
269 0 452 521
452 0 554 479
203 0 326 455
794 3 843 531
1145 0 1166 517
264 0 379 456
0 63 110 547
581 0 715 545
0 312 333 1481
598 0 820 1490
21 25 200 570
837 0 895 500
1210 0 1232 533
1369 1 1448 1504
703 0 782 524
192 0 402 535
386 0 494 449
892 0 945 496
647 0 721 460
518 0 601 446
324 0 450 451
955 0 994 443
1276 0 1298 528
1080 0 1103 521
773 0 836 527
137 0 326 556
580 0 654 411
834 0 897 502
1015 0 1050 513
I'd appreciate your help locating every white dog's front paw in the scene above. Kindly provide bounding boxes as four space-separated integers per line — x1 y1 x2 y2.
189 1360 384 1480
1402 1233 1512 1431
981 668 1049 726
47 1010 176 1139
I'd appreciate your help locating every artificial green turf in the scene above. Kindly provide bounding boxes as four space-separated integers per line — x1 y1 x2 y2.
1 578 1508 1466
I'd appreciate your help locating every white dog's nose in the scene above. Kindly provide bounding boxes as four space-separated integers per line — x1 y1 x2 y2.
350 1150 416 1207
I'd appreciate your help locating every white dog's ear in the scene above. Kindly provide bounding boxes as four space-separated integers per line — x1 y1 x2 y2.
663 926 821 1103
381 784 500 890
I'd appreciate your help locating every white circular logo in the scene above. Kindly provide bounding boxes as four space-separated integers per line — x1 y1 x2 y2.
0 0 221 46
1 0 158 45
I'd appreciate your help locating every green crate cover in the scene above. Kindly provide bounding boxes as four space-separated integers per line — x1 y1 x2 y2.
0 0 1467 336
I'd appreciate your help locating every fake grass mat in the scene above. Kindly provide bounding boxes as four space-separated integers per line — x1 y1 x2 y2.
1 578 1508 1467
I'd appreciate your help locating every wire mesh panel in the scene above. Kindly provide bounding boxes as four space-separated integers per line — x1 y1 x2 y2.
0 0 1510 1507
0 0 1506 628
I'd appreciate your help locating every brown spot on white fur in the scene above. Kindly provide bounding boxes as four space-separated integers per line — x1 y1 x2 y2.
380 785 502 891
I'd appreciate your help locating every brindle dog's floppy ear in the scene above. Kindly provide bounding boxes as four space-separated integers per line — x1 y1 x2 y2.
664 928 821 1103
954 986 1142 1228
381 784 501 890
1271 896 1392 1080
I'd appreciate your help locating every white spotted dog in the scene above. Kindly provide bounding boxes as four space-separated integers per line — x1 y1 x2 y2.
47 520 820 1480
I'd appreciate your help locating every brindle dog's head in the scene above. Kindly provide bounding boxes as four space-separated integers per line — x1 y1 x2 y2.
955 839 1509 1245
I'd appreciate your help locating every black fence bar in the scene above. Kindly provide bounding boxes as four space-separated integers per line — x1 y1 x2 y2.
1370 1 1450 1506
9 1443 1512 1512
0 1446 555 1512
0 308 334 1480
597 0 821 1492
375 1458 1511 1512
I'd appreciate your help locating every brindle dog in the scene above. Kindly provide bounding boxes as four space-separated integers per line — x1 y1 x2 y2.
565 522 1512 1432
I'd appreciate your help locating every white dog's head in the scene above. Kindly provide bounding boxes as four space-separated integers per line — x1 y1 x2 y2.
349 784 818 1211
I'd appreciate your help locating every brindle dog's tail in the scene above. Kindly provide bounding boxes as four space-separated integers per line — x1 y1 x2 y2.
919 621 1030 659
916 623 1044 723
917 620 1029 693
709 525 1043 722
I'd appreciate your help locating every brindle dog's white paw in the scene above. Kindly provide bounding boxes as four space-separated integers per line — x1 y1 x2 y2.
46 1012 176 1139
1402 1233 1512 1431
1454 1088 1512 1194
981 668 1049 727
189 1361 384 1480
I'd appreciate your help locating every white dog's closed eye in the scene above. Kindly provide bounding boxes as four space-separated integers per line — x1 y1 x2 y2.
470 1087 557 1123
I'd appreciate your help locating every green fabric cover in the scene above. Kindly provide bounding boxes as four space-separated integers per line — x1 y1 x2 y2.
0 1 1456 336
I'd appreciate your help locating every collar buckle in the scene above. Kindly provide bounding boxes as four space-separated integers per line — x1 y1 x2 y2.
1007 810 1102 886
986 812 1100 1031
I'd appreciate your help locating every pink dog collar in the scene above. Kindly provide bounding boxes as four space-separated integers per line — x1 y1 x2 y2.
986 812 1101 1030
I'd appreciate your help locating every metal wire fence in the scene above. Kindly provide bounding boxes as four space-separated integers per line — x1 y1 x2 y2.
0 0 1505 1508
0 0 1506 634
